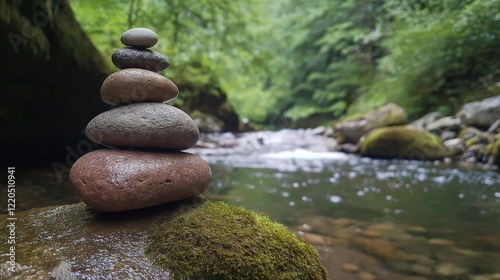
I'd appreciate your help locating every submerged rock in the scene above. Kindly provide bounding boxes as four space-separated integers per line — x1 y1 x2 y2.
360 126 446 160
0 199 326 280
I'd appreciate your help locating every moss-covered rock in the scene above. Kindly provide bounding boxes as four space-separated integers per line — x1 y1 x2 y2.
484 136 500 166
0 198 326 279
335 103 407 144
360 126 446 160
145 200 327 280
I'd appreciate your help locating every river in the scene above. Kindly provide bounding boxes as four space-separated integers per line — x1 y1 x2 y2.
7 129 500 279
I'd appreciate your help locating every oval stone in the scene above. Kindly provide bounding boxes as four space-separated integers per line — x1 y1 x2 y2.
69 149 212 212
101 68 179 105
112 47 169 72
86 103 200 150
121 28 158 48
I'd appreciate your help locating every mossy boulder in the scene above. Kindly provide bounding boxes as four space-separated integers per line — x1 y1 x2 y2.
0 199 326 279
335 103 407 144
360 126 446 160
146 200 327 280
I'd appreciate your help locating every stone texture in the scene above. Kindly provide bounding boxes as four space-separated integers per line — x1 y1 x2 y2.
458 95 500 128
426 116 462 132
335 103 407 144
360 126 446 160
69 149 211 212
100 68 179 105
121 28 158 48
86 103 200 150
112 47 169 72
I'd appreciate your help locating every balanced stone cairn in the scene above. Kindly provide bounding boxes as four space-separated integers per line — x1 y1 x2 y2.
69 28 212 212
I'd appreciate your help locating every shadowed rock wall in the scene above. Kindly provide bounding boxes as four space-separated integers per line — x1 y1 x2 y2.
0 0 111 166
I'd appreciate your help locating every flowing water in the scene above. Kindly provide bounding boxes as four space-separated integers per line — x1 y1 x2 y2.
5 130 500 279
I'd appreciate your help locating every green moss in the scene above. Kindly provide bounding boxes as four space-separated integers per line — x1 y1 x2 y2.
145 199 327 280
465 136 479 148
360 126 445 160
485 137 500 165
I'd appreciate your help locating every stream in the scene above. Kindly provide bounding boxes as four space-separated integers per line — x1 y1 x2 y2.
5 129 500 279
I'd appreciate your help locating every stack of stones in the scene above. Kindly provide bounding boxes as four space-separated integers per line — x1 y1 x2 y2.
69 28 211 212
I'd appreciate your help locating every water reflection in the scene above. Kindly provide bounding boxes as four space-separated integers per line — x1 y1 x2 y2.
207 154 500 278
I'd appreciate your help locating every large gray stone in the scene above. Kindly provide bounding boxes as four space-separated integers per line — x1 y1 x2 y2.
86 103 199 150
112 47 169 72
70 149 211 212
458 96 500 128
121 28 158 48
100 68 179 105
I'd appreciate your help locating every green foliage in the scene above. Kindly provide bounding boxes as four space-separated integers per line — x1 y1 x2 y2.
145 199 327 280
71 0 267 120
71 0 500 126
267 0 385 123
363 0 500 119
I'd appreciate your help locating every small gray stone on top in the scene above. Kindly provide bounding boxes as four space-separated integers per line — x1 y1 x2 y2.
121 28 158 48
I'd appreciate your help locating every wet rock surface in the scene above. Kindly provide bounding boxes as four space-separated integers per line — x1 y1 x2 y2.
0 203 172 279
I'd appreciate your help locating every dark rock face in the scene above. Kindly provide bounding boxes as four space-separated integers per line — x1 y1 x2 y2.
100 68 178 105
85 103 200 150
0 0 110 165
69 149 211 212
112 47 169 72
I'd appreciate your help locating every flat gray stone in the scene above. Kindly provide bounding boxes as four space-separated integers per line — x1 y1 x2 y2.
121 28 158 48
112 47 169 72
86 103 199 150
101 68 179 105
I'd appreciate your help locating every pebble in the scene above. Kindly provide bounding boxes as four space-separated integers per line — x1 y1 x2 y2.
69 149 212 212
100 68 179 105
112 47 170 72
434 262 467 277
410 263 432 275
428 238 455 246
341 263 360 272
358 272 376 280
121 28 158 48
85 103 200 150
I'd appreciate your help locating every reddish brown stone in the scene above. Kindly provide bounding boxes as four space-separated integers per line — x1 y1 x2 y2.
69 149 211 212
100 68 179 105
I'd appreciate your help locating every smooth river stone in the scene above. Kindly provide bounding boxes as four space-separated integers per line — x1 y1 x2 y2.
69 149 212 212
121 28 158 48
112 47 169 72
101 68 179 105
86 103 199 150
